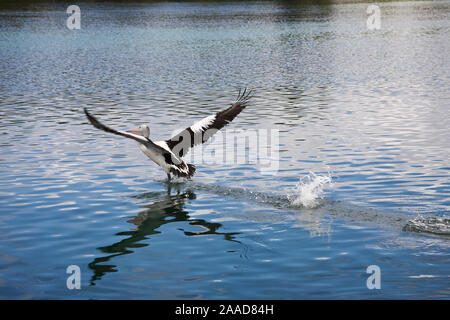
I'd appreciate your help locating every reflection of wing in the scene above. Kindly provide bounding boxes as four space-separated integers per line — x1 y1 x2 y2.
165 88 253 158
87 189 242 286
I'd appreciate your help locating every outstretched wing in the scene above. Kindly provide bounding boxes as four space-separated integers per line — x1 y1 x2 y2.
84 108 171 157
165 88 253 158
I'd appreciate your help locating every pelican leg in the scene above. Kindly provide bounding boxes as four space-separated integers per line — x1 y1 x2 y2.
167 173 171 182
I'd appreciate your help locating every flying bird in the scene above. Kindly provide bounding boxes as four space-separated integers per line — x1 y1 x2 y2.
84 88 253 181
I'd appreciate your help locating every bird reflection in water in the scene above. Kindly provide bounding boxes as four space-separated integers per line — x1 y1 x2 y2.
88 184 242 286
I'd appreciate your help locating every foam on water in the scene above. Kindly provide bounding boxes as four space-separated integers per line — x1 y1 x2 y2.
288 172 333 208
181 171 334 210
180 174 449 238
403 215 450 238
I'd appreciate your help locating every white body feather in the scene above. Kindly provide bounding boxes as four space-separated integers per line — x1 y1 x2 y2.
137 140 189 175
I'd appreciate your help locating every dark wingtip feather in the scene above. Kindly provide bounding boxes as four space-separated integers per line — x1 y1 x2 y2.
84 107 101 129
234 87 254 107
83 107 121 136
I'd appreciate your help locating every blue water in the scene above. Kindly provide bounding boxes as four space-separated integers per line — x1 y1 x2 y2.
0 1 449 299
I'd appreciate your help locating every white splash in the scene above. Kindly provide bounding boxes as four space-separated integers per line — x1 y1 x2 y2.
289 171 333 208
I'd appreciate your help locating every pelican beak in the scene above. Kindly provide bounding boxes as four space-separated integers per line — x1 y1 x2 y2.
126 127 142 136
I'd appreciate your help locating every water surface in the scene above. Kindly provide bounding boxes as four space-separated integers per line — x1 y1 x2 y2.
0 1 449 299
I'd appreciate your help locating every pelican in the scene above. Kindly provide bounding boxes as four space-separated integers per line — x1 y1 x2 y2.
84 88 253 181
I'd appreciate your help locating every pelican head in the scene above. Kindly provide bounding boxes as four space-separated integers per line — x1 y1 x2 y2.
127 124 150 138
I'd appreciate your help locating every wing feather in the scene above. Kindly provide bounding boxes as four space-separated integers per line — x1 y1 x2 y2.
165 88 253 158
84 108 171 157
